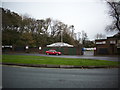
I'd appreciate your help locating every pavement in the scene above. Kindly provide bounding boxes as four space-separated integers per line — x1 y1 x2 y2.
2 65 119 88
2 62 119 69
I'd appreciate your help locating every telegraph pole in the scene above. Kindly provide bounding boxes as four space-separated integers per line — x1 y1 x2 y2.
81 30 84 44
61 29 63 42
71 25 74 38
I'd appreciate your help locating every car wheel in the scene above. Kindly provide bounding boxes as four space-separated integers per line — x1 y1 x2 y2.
56 53 59 55
46 53 49 55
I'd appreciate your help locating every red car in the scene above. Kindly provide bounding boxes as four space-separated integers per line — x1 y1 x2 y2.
46 49 61 55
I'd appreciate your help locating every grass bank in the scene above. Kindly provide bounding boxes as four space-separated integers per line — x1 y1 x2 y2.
2 55 119 66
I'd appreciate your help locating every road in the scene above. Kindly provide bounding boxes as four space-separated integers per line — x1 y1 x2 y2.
7 53 119 62
2 65 119 88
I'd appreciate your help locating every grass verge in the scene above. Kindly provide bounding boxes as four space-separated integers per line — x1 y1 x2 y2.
2 55 119 66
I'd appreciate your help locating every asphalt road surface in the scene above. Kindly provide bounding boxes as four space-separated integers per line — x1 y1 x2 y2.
2 65 119 88
7 53 119 62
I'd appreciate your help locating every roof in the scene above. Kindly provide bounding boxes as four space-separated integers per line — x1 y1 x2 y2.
113 31 120 38
95 39 106 42
47 42 74 47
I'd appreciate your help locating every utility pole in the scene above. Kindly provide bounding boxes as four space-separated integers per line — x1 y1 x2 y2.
77 32 81 43
61 29 63 42
81 30 84 45
71 25 74 38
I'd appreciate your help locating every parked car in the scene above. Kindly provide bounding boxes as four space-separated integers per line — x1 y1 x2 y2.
46 49 61 55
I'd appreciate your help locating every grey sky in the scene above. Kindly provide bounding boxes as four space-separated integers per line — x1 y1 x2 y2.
1 0 118 40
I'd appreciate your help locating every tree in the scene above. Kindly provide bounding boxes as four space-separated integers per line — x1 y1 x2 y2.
95 33 106 39
2 8 22 31
2 29 20 46
81 31 88 45
2 8 82 47
84 40 95 48
2 8 22 47
17 32 35 46
105 1 120 31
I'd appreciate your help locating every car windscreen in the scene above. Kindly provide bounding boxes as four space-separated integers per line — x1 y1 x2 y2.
49 50 56 52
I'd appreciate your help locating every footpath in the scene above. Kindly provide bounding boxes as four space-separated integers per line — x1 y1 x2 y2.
1 62 120 69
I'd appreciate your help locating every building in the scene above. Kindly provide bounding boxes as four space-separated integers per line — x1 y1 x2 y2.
95 32 120 55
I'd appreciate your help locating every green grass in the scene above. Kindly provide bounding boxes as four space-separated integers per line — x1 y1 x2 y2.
2 55 119 66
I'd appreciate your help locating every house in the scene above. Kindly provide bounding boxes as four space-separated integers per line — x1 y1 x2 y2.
94 32 120 55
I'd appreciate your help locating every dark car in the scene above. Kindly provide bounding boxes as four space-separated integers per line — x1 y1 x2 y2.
46 49 61 55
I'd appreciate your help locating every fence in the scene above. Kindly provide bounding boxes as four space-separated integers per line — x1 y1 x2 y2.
2 46 83 55
2 46 39 53
39 47 83 55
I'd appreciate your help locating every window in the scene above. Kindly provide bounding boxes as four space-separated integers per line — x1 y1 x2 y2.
49 50 56 52
110 41 116 44
117 40 120 48
118 40 120 44
96 41 106 44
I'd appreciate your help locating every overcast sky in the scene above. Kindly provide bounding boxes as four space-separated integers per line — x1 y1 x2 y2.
1 0 118 40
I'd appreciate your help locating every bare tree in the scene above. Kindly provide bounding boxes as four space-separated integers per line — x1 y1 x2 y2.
95 33 106 39
81 31 88 45
106 0 120 31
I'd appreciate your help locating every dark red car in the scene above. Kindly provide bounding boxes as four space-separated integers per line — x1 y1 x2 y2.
46 49 61 55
